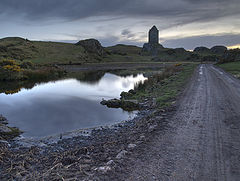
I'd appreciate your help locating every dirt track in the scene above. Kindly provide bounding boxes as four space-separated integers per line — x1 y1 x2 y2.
115 64 240 181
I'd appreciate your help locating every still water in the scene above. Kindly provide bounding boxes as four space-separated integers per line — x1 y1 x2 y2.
0 73 147 138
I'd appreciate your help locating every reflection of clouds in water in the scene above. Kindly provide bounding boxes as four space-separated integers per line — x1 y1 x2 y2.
5 97 135 137
0 73 147 102
0 73 146 137
102 73 147 91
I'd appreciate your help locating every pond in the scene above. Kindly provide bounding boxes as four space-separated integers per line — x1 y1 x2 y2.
0 72 147 138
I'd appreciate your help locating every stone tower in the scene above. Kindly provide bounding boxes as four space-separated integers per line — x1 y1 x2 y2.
149 25 159 44
142 25 163 55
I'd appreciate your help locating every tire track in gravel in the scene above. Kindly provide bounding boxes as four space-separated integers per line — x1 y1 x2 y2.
113 64 240 181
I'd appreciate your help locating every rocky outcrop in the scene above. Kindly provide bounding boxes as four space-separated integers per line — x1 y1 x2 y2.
194 46 228 55
210 46 227 55
193 46 211 54
142 43 164 56
76 39 106 56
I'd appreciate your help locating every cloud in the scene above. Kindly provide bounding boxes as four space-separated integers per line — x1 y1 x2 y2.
0 0 239 27
0 0 239 50
121 29 136 38
162 33 240 50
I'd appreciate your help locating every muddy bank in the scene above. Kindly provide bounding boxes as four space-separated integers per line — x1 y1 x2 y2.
0 103 172 180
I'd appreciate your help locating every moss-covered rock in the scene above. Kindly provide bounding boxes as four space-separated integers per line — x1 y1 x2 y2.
0 115 22 140
100 98 139 111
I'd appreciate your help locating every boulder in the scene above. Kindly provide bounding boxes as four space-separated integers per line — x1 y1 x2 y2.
0 125 12 133
120 90 136 100
76 39 105 56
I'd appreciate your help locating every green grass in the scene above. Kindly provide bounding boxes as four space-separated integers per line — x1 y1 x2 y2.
28 41 88 64
106 44 142 55
155 64 196 108
122 63 197 109
0 37 202 64
218 61 240 78
0 37 90 64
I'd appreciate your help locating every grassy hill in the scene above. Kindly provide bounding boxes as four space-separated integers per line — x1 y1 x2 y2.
0 37 226 64
104 44 153 62
0 37 89 64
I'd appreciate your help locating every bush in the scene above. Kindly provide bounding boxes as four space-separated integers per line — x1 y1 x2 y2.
23 68 65 81
0 59 24 81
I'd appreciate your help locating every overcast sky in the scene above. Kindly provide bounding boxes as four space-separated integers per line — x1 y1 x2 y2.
0 0 239 50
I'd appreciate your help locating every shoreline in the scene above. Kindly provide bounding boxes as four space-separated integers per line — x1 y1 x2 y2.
1 100 168 180
0 63 197 180
11 111 140 148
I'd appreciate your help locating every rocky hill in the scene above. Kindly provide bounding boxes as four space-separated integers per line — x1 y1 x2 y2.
0 37 238 63
0 37 97 64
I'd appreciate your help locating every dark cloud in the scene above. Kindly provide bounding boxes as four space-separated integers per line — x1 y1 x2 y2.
0 0 239 27
121 29 135 38
162 33 240 50
1 0 239 50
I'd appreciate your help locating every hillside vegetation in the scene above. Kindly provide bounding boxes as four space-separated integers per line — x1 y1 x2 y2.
0 37 239 64
218 61 240 79
0 37 89 64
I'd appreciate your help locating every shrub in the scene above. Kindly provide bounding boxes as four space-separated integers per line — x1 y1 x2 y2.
0 59 24 81
3 64 22 72
0 59 19 66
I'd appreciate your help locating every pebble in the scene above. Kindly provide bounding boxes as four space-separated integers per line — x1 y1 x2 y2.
148 124 157 132
139 135 145 141
128 144 137 149
116 150 128 159
98 166 111 173
106 160 115 166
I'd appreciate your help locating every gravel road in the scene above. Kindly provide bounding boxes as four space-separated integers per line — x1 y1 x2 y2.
119 64 240 181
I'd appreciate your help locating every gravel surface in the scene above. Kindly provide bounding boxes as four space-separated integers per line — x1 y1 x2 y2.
110 64 240 181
